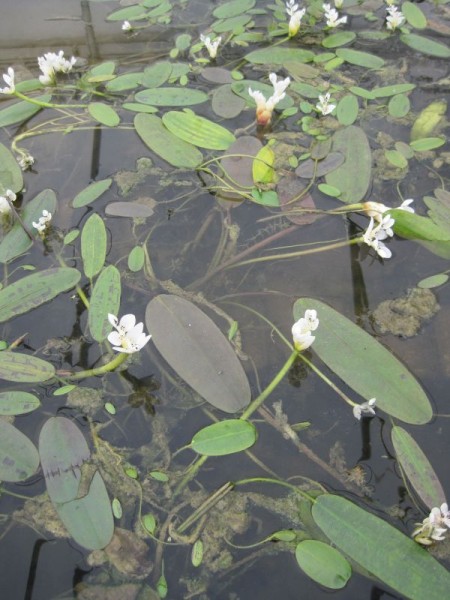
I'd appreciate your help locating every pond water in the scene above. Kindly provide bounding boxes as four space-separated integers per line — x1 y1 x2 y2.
0 0 450 599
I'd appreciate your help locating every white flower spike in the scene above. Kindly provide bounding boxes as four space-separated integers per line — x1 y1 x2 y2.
316 92 336 115
108 313 151 354
363 199 414 223
386 5 405 30
292 309 319 351
18 154 35 171
122 21 133 32
248 73 290 126
322 3 347 27
32 209 52 234
200 34 222 59
362 217 393 259
285 0 306 37
353 398 376 420
0 189 16 214
38 51 77 85
0 67 15 94
413 503 450 545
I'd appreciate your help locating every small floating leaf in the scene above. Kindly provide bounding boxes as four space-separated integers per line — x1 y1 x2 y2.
142 513 157 535
88 265 121 342
318 183 341 197
53 385 76 396
213 0 255 18
191 540 204 567
371 83 416 98
191 420 257 456
81 213 107 279
0 267 81 322
322 31 356 48
295 153 344 179
141 62 172 88
202 67 234 84
105 202 154 218
392 426 446 510
107 4 148 21
388 94 410 118
0 391 40 415
149 471 169 482
72 178 112 208
135 87 208 107
418 273 448 289
128 246 145 272
295 540 351 589
336 94 359 126
293 298 433 424
135 113 203 168
0 419 39 482
112 497 122 518
245 47 314 65
410 137 446 152
162 111 236 150
385 149 408 169
402 3 427 30
105 73 142 92
145 295 251 413
252 145 275 184
400 34 450 58
212 84 246 119
336 48 384 69
88 102 120 127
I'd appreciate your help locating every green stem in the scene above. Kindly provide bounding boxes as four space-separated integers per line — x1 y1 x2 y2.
240 350 298 420
297 353 356 408
63 352 128 380
14 90 86 109
233 476 315 503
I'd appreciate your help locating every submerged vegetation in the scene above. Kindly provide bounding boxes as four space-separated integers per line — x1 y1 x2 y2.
0 0 450 597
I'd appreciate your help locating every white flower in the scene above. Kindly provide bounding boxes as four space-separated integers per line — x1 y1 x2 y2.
286 1 306 36
0 67 15 94
413 504 450 545
0 189 16 214
32 209 52 233
386 5 405 30
108 313 151 354
248 73 290 126
292 309 319 351
316 92 336 115
362 217 393 259
363 199 414 223
38 51 77 85
200 34 222 59
122 20 133 32
322 3 348 27
18 154 35 170
353 398 376 420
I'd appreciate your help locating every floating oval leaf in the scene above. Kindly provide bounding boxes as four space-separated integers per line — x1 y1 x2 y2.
213 0 255 18
135 113 203 168
418 273 448 289
0 352 55 382
385 149 408 169
392 426 446 510
400 33 450 58
191 539 203 567
336 95 359 126
371 83 416 98
105 73 142 92
295 540 351 589
410 137 445 152
245 47 315 65
202 67 234 84
0 391 40 415
88 102 120 127
145 295 251 413
107 4 148 21
0 94 52 128
0 267 81 322
191 420 257 456
252 145 275 184
81 213 107 279
0 419 39 482
135 87 208 107
141 61 172 88
105 202 154 218
295 153 344 179
388 94 410 118
123 102 158 114
128 246 145 272
293 298 432 424
0 142 23 195
336 48 384 69
162 111 236 150
88 265 121 342
402 1 427 28
213 14 251 33
72 178 112 208
312 495 450 600
325 126 371 203
322 31 356 48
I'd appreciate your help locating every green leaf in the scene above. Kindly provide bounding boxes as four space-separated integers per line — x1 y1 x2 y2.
418 273 449 289
0 419 39 481
105 72 142 92
162 111 236 150
191 420 257 456
64 229 80 245
0 352 55 382
322 31 356 48
87 61 116 77
318 183 341 197
142 513 156 534
295 540 351 589
325 126 371 203
81 214 107 278
135 113 203 168
191 539 203 567
213 0 255 18
0 142 23 195
293 298 433 424
336 94 359 126
88 102 120 127
391 209 450 242
122 102 158 114
385 149 408 169
251 189 279 206
335 48 384 69
105 202 154 218
135 87 208 107
0 391 40 415
252 145 275 184
410 100 447 141
410 137 446 152
72 178 112 208
145 294 251 413
371 83 416 98
400 34 450 58
0 94 52 128
349 86 375 100
0 188 57 263
402 2 427 29
141 61 172 88
88 265 121 342
128 246 145 272
312 494 450 600
107 4 149 21
289 82 320 99
388 94 411 118
0 267 81 322
245 47 315 65
392 426 446 510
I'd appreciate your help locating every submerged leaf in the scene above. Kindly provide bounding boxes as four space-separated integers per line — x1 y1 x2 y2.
410 100 447 141
145 295 251 413
293 298 432 424
0 142 23 195
0 419 39 482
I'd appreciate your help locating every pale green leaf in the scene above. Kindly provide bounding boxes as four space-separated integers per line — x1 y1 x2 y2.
162 111 236 150
0 94 52 128
0 142 23 195
418 273 448 289
400 34 450 58
0 352 55 382
385 149 408 169
245 47 315 64
336 94 359 126
191 420 257 456
81 214 107 279
0 391 40 415
72 178 112 208
135 87 208 107
295 540 351 589
322 31 356 48
88 102 120 127
388 94 411 118
88 265 121 342
336 48 384 69
128 246 145 272
410 137 446 152
213 0 255 18
402 2 427 29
